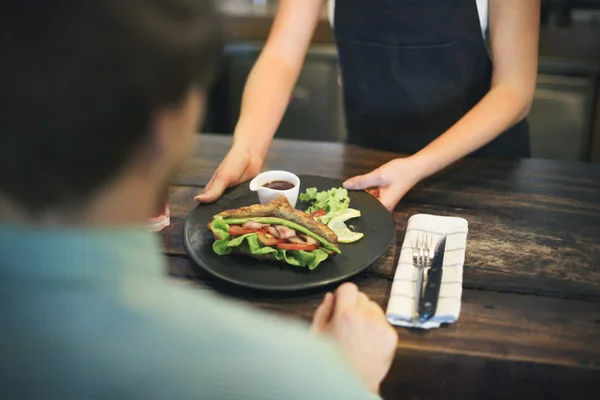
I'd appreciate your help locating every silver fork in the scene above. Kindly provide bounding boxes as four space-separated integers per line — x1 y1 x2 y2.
412 234 433 323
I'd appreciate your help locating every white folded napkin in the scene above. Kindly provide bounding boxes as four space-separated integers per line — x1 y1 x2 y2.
386 214 468 329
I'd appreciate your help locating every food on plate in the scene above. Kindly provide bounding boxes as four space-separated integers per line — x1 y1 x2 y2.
300 187 364 243
208 196 341 270
300 187 350 223
328 210 364 244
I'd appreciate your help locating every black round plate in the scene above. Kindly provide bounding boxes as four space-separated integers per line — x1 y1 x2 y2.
183 175 396 291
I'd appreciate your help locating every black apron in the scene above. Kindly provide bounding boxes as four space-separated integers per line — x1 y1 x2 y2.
333 0 530 158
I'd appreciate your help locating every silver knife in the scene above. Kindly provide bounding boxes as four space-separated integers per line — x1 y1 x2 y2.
419 236 447 322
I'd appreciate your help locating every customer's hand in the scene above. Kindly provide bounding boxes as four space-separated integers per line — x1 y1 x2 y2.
311 283 398 395
343 157 423 212
195 145 264 203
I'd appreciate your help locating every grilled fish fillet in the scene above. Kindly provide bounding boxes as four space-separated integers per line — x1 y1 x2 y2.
209 196 338 245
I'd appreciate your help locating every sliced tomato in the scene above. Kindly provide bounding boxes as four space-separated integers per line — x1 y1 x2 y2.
228 225 261 235
257 232 279 246
310 210 326 218
277 242 318 251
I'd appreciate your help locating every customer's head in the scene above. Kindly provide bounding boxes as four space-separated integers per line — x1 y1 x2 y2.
0 0 221 223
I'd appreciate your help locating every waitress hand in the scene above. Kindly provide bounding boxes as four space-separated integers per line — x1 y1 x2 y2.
343 158 422 212
195 145 264 203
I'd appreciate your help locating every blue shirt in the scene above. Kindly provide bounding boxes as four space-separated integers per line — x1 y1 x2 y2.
0 225 378 399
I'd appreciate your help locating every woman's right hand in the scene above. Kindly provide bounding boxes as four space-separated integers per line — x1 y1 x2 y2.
195 0 323 204
194 144 264 203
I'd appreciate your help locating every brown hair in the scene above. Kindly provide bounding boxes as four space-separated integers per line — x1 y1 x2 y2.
0 0 222 215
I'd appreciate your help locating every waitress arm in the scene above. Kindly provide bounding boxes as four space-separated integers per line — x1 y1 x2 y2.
408 0 540 179
231 0 325 157
195 0 325 203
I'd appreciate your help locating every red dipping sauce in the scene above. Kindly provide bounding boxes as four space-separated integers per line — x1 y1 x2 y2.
262 180 295 191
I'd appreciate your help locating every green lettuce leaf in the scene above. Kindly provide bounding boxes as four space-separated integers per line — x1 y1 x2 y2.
299 187 318 202
300 187 350 215
211 217 232 254
210 219 330 270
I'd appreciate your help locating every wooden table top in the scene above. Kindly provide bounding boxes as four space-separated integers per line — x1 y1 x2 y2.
162 134 600 399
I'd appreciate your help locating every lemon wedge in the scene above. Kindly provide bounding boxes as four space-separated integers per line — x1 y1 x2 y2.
329 208 361 223
327 209 364 243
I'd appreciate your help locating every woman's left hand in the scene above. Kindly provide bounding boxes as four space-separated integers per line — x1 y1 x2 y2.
343 157 423 212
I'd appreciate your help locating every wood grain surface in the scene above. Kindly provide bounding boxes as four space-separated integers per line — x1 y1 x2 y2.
162 134 600 399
